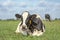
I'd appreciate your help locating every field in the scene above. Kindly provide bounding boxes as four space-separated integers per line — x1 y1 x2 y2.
0 20 60 40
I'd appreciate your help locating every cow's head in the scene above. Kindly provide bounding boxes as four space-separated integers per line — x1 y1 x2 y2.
15 11 30 34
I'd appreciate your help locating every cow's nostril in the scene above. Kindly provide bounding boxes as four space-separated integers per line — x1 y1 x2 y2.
22 27 25 29
22 25 27 30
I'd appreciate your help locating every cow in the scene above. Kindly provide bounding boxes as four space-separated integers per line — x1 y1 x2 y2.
15 11 45 36
45 14 51 21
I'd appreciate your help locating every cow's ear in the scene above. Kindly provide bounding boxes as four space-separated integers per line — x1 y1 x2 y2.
30 14 36 19
15 14 22 18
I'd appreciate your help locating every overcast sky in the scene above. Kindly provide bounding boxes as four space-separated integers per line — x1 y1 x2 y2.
0 0 60 20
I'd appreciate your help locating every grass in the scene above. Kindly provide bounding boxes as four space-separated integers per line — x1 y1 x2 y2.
0 20 60 40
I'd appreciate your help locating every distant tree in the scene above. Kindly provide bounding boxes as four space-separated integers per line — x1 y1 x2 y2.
6 19 15 21
59 18 60 20
0 19 2 21
55 18 60 20
45 14 51 21
55 18 57 20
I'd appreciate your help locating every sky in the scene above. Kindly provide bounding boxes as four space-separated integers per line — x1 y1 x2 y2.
0 0 60 20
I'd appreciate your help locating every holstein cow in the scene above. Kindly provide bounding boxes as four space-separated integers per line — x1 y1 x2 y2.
45 14 51 21
15 11 45 36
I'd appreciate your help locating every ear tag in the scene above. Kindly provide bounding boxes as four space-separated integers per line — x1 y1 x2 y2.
29 20 32 24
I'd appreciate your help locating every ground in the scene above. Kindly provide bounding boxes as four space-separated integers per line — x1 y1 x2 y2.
0 20 60 40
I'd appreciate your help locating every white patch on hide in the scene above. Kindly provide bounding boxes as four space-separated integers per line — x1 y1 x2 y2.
15 21 22 33
35 14 42 20
32 29 43 36
22 11 29 25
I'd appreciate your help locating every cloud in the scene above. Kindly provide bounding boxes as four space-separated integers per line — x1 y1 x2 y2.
26 0 60 19
1 0 13 6
0 0 27 7
0 0 60 19
20 2 27 6
0 0 28 13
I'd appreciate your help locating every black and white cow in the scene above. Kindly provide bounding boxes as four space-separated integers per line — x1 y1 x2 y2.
15 11 45 36
45 14 51 21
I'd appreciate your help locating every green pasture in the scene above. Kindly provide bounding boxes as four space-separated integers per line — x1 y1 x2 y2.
0 20 60 40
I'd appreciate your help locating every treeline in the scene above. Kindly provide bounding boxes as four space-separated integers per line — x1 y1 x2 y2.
0 18 60 21
54 18 60 20
0 19 16 21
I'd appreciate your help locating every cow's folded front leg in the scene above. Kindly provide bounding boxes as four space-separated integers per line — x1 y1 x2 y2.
15 22 22 33
15 26 20 33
